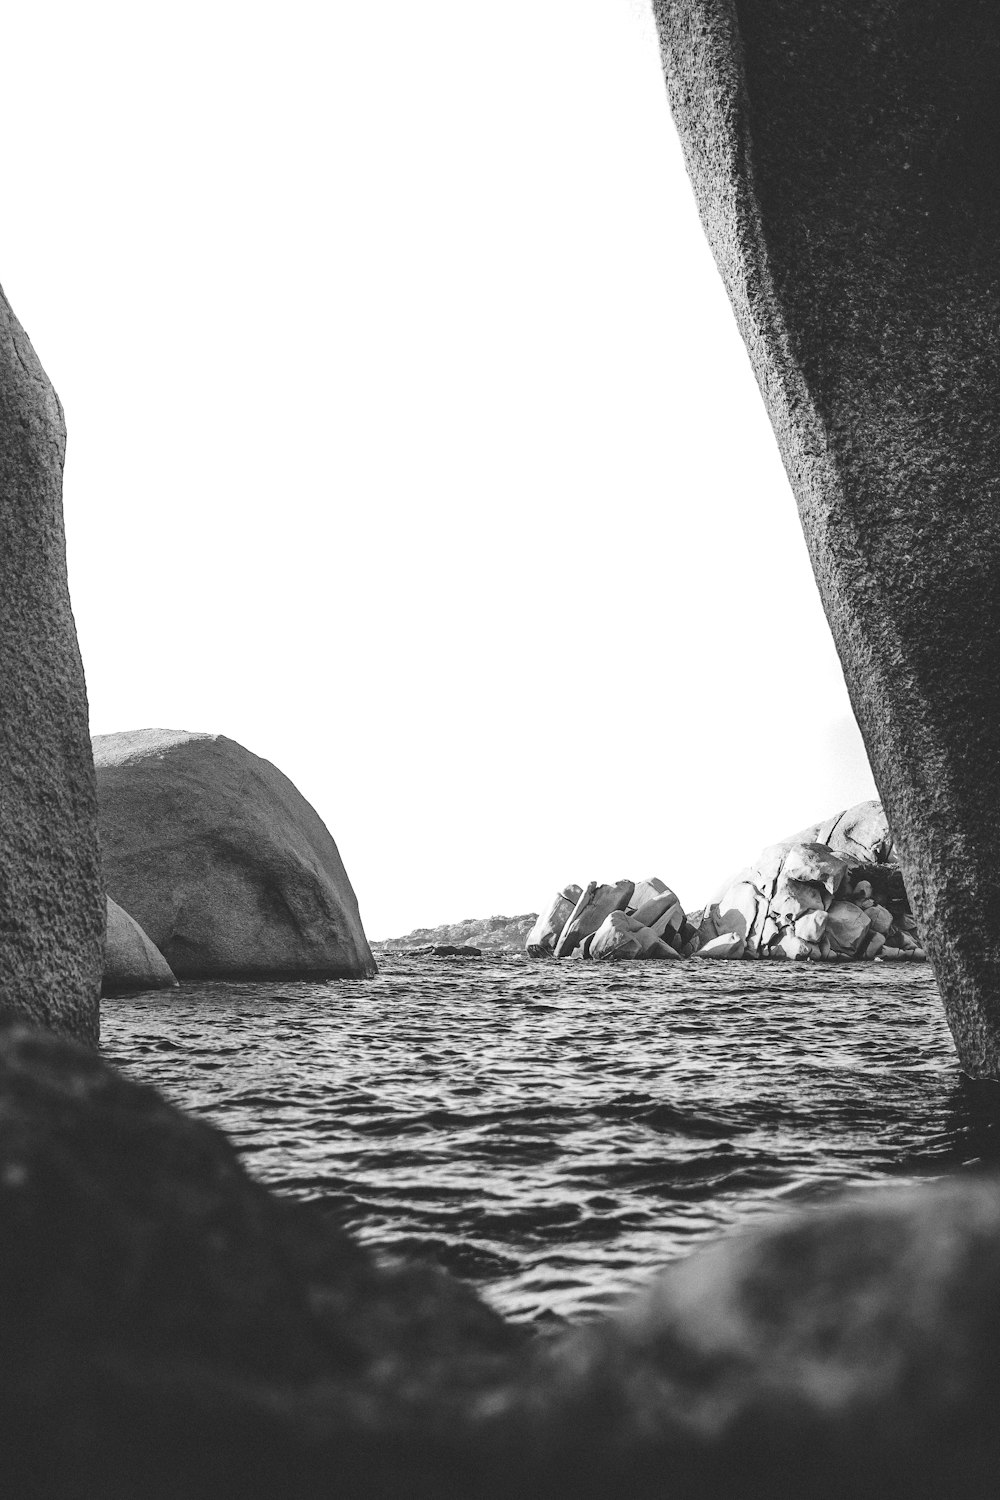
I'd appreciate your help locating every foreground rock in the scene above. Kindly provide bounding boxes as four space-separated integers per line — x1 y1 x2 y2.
102 897 177 995
652 5 1000 1074
94 729 376 980
6 1023 1000 1496
0 286 103 1043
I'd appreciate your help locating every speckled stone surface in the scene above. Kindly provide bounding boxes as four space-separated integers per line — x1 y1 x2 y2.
0 285 103 1043
653 1 1000 1076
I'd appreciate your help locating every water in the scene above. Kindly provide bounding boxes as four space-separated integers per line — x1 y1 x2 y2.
101 955 1000 1326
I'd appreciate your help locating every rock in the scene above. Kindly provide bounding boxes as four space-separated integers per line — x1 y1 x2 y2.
825 899 874 958
695 931 746 960
628 877 669 911
783 801 896 866
866 931 886 959
770 932 814 961
867 904 895 936
633 926 680 960
653 2 1000 1072
794 910 828 944
715 879 759 944
93 730 376 980
553 880 635 958
589 910 643 962
102 898 177 995
631 891 682 931
379 915 536 957
0 286 103 1043
400 945 482 959
525 888 583 957
644 903 685 942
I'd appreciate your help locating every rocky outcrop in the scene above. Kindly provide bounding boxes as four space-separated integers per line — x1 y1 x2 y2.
5 1022 1000 1497
526 888 582 957
784 800 896 867
93 729 376 980
528 877 698 963
379 914 538 956
652 3 1000 1073
102 897 177 995
553 881 635 958
0 287 104 1044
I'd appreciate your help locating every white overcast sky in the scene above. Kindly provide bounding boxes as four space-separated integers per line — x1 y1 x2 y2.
5 0 876 939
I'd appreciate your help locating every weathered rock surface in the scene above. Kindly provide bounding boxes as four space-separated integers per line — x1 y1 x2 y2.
102 897 177 995
93 729 376 980
553 881 635 958
0 286 103 1043
7 1023 1000 1496
785 800 896 866
652 4 1000 1073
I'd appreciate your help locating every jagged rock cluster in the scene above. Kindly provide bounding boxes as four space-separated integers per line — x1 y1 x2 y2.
527 836 925 964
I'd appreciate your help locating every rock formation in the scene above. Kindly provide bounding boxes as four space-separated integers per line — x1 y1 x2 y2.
94 729 376 980
554 881 635 958
651 4 1000 1073
5 1021 1000 1497
526 887 582 957
379 914 538 956
0 286 104 1044
102 897 177 995
784 800 896 866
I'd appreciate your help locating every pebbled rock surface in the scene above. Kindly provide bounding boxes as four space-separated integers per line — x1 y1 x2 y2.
651 2 1000 1074
93 729 376 980
102 896 177 995
0 285 103 1044
5 1024 1000 1497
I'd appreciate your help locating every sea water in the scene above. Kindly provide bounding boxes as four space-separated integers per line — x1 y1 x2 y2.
102 955 999 1325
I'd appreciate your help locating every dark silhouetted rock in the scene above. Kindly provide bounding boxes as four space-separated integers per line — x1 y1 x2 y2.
6 1024 1000 1496
102 897 177 995
652 2 1000 1074
0 286 103 1043
93 729 376 980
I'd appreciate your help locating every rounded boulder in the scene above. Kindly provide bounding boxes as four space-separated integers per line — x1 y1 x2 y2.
93 729 376 980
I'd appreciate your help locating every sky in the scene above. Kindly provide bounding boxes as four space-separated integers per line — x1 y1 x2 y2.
4 0 877 940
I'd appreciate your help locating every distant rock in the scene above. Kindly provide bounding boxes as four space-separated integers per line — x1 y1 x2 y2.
377 915 536 956
93 729 376 980
783 799 896 865
398 945 483 960
102 898 177 995
554 881 635 958
525 887 582 957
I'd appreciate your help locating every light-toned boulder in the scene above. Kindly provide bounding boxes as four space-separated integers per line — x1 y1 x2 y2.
525 884 583 957
554 880 635 958
631 889 682 929
645 903 685 941
794 910 828 944
772 877 827 920
103 898 178 996
771 932 814 961
634 927 681 959
867 904 894 935
825 899 873 957
628 877 668 912
589 910 643 962
716 880 759 942
783 800 896 865
94 730 376 980
696 932 746 960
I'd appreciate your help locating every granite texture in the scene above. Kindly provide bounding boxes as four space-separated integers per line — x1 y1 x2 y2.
0 285 103 1043
652 1 1000 1075
93 729 376 980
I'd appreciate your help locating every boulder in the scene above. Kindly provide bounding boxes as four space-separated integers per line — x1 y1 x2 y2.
826 899 874 958
695 931 746 960
0 285 103 1043
553 880 635 958
631 890 682 930
784 801 896 867
93 730 376 980
633 926 680 960
628 877 669 912
653 2 1000 1072
8 1024 1000 1494
589 910 643 962
102 898 177 995
525 886 583 957
715 879 759 943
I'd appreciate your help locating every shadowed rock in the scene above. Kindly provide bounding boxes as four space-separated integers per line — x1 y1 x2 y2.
102 897 177 995
0 286 103 1043
5 1023 1000 1497
651 2 1000 1075
93 729 376 980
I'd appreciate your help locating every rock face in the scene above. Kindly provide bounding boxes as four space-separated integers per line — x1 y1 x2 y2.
553 881 635 958
526 888 582 957
784 800 896 866
93 729 376 980
6 1022 1000 1496
102 897 177 995
651 4 1000 1075
0 287 104 1044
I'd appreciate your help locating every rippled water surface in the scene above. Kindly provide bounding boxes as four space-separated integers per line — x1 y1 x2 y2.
102 956 1000 1324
